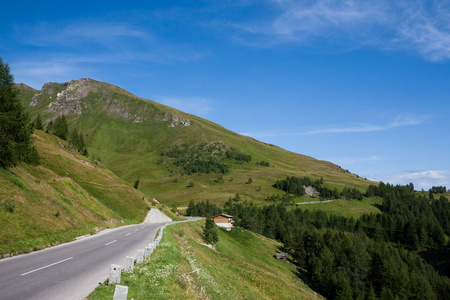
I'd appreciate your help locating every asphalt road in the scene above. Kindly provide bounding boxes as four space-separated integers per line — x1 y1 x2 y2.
0 222 170 300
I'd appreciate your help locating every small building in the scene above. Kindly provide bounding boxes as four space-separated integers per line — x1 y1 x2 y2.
213 214 234 228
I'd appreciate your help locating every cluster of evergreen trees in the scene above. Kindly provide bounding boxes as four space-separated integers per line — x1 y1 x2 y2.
42 114 87 155
68 128 87 155
185 199 222 218
429 186 448 194
161 142 251 175
46 115 68 140
265 193 294 205
185 182 450 299
273 176 363 200
273 176 344 199
0 57 39 168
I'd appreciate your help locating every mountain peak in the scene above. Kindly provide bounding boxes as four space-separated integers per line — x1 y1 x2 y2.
25 78 191 127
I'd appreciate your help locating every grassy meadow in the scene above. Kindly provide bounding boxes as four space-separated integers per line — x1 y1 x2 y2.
19 79 375 208
294 197 383 218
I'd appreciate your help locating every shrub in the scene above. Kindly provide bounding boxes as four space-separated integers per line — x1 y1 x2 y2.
3 199 15 213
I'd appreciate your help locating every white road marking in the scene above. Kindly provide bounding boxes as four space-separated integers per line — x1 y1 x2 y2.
21 257 73 276
134 229 139 232
125 233 131 236
105 240 117 246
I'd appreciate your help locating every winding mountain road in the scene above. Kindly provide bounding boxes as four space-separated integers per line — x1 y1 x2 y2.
0 221 173 300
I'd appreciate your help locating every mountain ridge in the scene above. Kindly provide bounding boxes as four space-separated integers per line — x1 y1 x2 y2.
18 78 375 206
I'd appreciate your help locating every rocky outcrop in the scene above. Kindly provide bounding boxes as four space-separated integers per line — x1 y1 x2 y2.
46 79 96 115
30 82 68 107
155 112 191 127
304 186 320 197
29 78 192 127
169 115 191 127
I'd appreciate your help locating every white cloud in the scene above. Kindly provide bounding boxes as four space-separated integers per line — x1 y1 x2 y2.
241 114 429 137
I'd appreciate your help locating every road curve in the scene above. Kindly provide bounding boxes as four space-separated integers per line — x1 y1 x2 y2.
0 222 169 300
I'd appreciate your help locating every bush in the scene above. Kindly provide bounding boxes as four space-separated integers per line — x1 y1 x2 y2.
3 199 15 213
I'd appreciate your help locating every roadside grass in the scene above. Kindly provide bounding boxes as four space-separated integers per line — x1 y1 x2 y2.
89 220 319 300
0 130 149 257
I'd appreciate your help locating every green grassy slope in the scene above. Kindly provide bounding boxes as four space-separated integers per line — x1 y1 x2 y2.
89 220 320 300
19 79 375 207
0 130 150 257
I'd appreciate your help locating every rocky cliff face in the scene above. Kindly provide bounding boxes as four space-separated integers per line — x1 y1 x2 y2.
28 78 191 127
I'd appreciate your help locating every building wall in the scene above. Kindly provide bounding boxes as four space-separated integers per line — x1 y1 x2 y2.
214 216 229 223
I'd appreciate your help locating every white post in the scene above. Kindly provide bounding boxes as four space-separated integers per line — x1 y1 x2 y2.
144 247 151 259
113 285 128 300
125 256 134 273
136 249 144 264
108 264 122 285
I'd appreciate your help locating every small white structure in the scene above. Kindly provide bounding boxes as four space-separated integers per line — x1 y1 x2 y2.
213 214 234 228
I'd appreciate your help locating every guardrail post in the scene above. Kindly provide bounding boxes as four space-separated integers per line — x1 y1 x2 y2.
136 249 144 264
113 284 128 300
108 264 122 285
125 256 134 273
144 246 151 259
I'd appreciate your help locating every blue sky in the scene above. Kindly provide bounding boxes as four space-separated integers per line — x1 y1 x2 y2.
1 0 449 190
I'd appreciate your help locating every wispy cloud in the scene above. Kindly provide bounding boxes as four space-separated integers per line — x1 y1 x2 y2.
21 21 149 47
370 170 450 190
306 114 429 134
11 19 204 87
158 97 214 117
231 0 450 61
327 155 383 165
241 114 429 137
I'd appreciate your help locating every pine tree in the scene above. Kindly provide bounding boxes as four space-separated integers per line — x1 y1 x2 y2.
0 57 39 168
68 128 80 149
34 113 43 130
186 199 195 216
46 120 53 133
203 218 219 245
53 115 68 140
78 131 85 151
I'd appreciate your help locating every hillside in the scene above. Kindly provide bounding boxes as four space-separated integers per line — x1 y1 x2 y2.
0 130 150 257
19 79 375 207
89 220 320 300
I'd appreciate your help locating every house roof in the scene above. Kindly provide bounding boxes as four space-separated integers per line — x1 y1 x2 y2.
214 213 233 218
